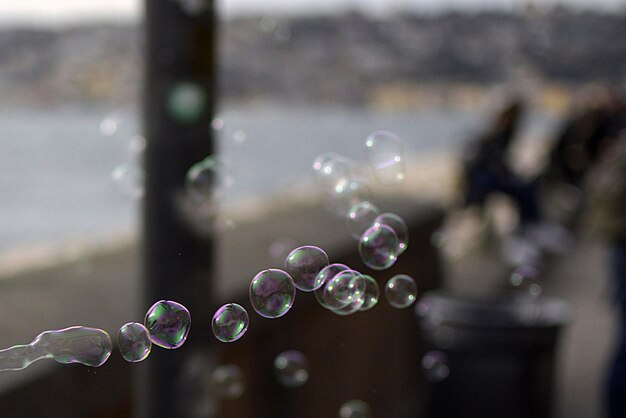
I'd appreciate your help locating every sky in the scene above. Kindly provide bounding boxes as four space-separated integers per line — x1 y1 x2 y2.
0 0 623 27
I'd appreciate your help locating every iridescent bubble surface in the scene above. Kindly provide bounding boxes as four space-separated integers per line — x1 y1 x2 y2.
359 224 399 270
167 82 206 124
284 246 329 292
346 201 380 240
250 269 296 318
144 300 191 349
117 322 152 363
364 130 406 185
339 399 371 418
374 212 409 255
326 270 365 305
359 275 380 311
274 350 309 388
385 274 418 308
422 351 450 382
212 303 249 343
212 364 245 399
314 263 351 310
0 326 112 371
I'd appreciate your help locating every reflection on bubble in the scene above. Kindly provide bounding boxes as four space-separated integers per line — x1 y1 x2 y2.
167 82 206 124
359 224 399 270
112 163 144 199
510 265 542 296
118 322 152 363
249 269 296 318
314 263 351 310
212 303 249 343
422 351 450 382
339 399 371 418
365 130 405 185
185 156 233 203
374 213 409 254
0 326 112 371
385 275 417 308
284 246 329 292
274 350 309 388
346 201 380 240
144 300 191 349
326 270 365 305
212 364 245 399
359 275 380 311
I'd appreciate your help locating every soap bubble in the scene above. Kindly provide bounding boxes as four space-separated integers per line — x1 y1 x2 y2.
385 275 417 308
144 300 191 349
339 399 371 418
359 275 380 311
167 82 206 124
117 322 152 363
314 263 351 310
359 224 399 270
211 116 225 131
112 163 144 199
249 269 296 318
211 364 245 399
212 303 249 343
185 156 233 203
233 130 247 143
313 153 357 190
326 270 366 305
346 201 380 240
284 246 329 291
422 351 450 382
274 350 309 388
0 327 112 371
374 213 409 255
510 265 542 296
327 176 373 216
100 117 118 137
364 130 405 185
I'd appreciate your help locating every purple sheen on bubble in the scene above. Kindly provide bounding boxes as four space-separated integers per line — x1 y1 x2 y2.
144 300 191 349
212 303 249 343
249 269 296 318
284 246 329 292
359 224 399 270
374 212 409 254
118 322 152 363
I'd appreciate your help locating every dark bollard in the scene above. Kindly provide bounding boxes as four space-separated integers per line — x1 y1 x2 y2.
417 290 570 418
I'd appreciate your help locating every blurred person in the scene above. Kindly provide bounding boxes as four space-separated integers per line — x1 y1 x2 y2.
586 130 626 418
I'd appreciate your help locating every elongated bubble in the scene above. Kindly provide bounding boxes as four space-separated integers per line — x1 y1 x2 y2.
0 326 112 371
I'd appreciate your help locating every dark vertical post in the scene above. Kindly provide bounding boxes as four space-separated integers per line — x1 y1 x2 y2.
139 0 216 417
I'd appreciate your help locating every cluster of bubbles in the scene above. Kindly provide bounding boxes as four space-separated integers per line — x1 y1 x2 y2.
421 350 450 383
273 350 310 388
509 265 542 297
0 299 192 371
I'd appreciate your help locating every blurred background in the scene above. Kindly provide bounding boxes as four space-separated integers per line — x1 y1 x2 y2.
0 0 625 417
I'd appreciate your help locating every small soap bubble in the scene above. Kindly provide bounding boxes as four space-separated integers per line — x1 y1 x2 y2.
274 350 309 388
374 213 409 255
313 153 357 191
167 82 206 124
346 201 381 240
233 130 247 143
422 351 450 382
100 118 118 137
359 275 380 311
326 270 366 305
185 156 233 203
212 364 245 399
364 130 406 185
212 303 249 343
211 116 225 131
249 269 296 319
385 275 417 308
144 300 191 349
339 399 371 418
314 263 351 310
359 224 399 270
117 322 152 363
284 246 329 292
128 135 147 155
112 163 144 199
510 265 542 296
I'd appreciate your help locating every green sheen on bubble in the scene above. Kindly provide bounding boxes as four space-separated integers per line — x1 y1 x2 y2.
212 303 249 343
249 269 296 318
144 300 191 349
284 246 329 292
117 322 152 363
